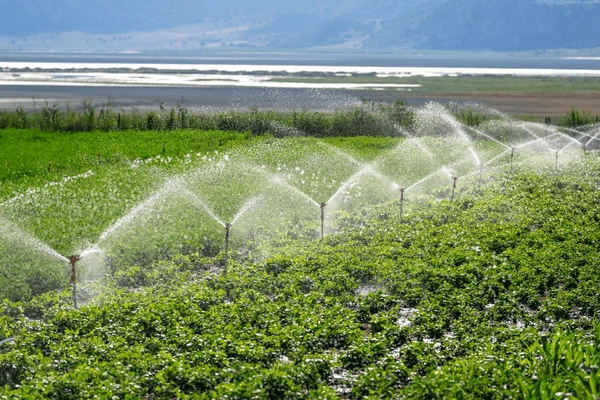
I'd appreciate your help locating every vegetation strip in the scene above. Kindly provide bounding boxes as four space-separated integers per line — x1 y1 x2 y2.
1 103 599 398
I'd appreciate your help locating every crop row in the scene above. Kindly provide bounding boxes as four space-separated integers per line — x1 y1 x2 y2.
1 159 600 398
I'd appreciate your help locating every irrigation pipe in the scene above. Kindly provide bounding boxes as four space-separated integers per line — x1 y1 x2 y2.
0 337 15 346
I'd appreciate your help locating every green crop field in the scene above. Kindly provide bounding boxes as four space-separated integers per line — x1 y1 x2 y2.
1 103 599 398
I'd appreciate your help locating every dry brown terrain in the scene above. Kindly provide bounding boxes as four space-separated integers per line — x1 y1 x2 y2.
1 85 600 118
398 92 600 118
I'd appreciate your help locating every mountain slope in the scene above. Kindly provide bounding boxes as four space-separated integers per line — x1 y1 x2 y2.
0 0 599 51
418 0 600 50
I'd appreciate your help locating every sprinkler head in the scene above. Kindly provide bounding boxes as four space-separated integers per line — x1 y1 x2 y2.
319 202 327 239
225 223 231 233
68 255 81 284
452 177 458 187
68 254 82 266
320 202 327 219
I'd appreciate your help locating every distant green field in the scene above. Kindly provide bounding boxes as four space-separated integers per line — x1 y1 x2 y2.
0 129 253 197
269 75 600 93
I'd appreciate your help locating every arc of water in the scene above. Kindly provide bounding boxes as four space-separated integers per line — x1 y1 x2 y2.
404 167 450 193
518 123 581 151
483 147 513 168
79 246 104 258
561 125 600 140
389 130 437 163
435 112 482 166
518 123 552 149
178 186 226 227
557 139 580 152
315 141 364 166
231 196 264 226
326 164 396 205
561 126 595 140
0 217 68 263
460 168 483 181
465 126 511 149
96 186 174 244
551 130 583 150
514 137 548 151
461 161 512 181
584 128 600 147
248 165 321 208
526 131 581 153
440 166 455 178
468 148 481 166
269 175 320 208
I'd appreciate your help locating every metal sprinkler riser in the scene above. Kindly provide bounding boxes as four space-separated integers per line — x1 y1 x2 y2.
450 177 458 203
320 202 327 240
510 148 515 173
68 254 82 309
224 223 231 272
399 188 405 217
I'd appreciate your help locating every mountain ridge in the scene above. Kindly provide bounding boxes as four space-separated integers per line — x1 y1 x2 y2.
1 0 599 52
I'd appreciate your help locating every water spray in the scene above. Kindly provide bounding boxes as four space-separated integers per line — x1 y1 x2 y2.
450 177 458 203
224 223 231 273
68 254 82 309
399 188 405 218
320 202 327 240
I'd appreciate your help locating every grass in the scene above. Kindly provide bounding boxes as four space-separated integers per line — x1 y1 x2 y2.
0 129 253 196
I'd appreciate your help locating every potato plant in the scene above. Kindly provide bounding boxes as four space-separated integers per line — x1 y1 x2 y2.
1 115 599 398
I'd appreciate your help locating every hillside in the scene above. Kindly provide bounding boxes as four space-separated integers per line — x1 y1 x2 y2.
1 0 600 51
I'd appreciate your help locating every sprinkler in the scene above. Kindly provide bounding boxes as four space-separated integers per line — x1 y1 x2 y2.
555 150 559 171
478 164 484 187
224 223 231 273
450 177 458 203
320 202 327 240
510 148 515 173
399 188 405 218
583 142 587 156
68 254 82 309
